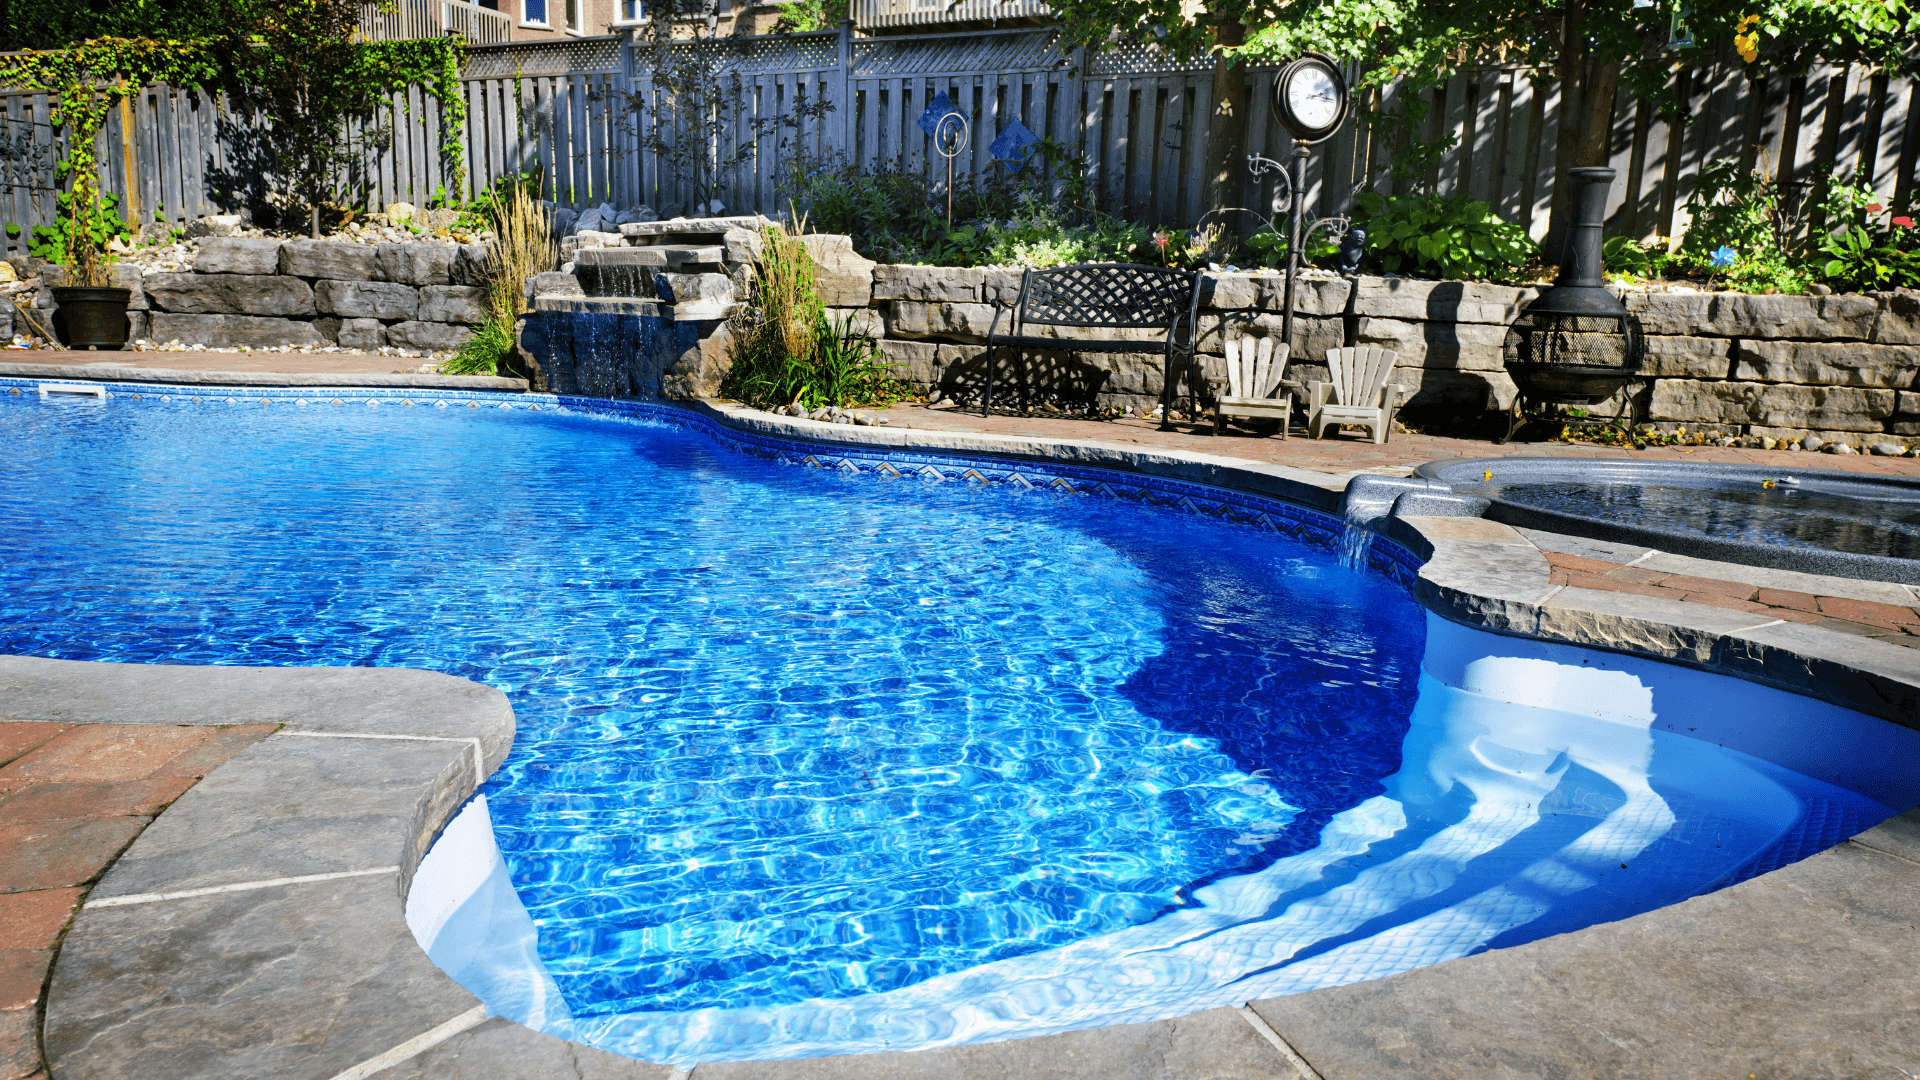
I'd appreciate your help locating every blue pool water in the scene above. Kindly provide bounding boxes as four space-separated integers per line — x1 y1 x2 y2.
4 390 1914 1064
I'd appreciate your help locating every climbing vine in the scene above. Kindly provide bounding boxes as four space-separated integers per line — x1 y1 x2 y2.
0 18 470 273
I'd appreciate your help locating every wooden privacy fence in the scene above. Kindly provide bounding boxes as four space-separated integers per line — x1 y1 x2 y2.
0 25 1914 261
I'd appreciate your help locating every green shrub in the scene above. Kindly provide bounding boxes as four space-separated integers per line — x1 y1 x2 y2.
442 313 512 376
1348 191 1537 282
725 223 906 409
1817 185 1919 292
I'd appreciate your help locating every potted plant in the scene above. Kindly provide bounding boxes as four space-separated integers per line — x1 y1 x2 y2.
49 177 131 350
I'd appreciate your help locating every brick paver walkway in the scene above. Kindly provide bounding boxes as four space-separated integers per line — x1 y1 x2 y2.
0 722 275 1080
868 401 1920 479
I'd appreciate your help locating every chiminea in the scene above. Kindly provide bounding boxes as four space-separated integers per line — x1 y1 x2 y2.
1500 167 1646 442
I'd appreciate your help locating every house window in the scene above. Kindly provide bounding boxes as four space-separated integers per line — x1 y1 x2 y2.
565 0 582 31
616 0 642 22
522 0 549 24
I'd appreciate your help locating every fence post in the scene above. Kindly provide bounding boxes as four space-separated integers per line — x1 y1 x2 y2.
836 19 855 166
117 79 141 229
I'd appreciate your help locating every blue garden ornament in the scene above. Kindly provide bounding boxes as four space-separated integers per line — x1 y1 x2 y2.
917 92 964 142
989 118 1040 172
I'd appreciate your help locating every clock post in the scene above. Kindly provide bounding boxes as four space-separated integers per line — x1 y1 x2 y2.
1260 54 1350 376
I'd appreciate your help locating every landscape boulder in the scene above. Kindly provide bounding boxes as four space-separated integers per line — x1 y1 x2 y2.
386 320 474 351
147 313 325 348
799 234 875 307
279 239 377 280
145 272 315 317
194 238 284 276
419 285 489 325
314 279 419 321
375 243 454 286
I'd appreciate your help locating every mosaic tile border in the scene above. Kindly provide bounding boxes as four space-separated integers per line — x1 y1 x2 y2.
1 378 1426 587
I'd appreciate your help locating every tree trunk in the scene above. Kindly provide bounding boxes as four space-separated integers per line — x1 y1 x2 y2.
311 198 321 240
1544 0 1622 267
1203 18 1251 234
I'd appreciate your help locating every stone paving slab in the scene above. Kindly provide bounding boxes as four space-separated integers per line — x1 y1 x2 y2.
387 1019 676 1080
694 1007 1302 1080
86 735 470 898
1246 820 1920 1080
46 876 483 1080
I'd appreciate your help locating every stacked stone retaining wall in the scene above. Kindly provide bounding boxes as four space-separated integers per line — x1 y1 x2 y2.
38 238 494 352
521 232 1920 447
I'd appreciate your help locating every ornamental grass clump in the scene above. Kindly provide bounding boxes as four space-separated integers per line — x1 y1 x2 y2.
724 219 906 409
444 184 554 376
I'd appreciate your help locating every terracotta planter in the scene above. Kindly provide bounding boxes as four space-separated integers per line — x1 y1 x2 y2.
51 286 132 350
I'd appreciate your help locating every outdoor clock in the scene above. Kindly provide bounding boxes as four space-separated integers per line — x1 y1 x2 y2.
1273 54 1349 144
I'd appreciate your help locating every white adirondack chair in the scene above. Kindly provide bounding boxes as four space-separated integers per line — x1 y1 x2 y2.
1209 335 1297 437
1308 347 1405 444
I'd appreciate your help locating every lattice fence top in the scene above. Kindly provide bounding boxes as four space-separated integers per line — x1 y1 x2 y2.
738 32 840 72
852 28 1064 77
1021 265 1197 328
1086 41 1211 76
462 37 622 78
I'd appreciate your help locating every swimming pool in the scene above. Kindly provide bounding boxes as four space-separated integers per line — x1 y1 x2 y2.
5 386 1915 1065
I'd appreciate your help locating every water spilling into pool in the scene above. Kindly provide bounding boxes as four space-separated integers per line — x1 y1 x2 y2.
4 390 1915 1065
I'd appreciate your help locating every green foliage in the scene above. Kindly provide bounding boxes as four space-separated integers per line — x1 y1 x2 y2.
784 138 1145 268
450 168 544 233
770 0 848 32
1348 190 1538 282
443 313 513 376
1818 191 1920 292
725 226 905 409
30 191 133 268
1602 236 1674 281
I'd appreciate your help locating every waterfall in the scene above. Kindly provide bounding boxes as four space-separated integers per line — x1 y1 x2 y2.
1339 522 1373 570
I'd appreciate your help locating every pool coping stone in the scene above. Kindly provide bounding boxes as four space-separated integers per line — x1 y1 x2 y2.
4 385 1918 1079
0 362 529 392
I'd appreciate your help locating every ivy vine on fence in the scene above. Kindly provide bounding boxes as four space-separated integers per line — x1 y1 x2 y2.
0 16 470 280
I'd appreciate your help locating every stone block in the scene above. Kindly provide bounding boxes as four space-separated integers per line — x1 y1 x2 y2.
1733 340 1920 388
721 227 763 264
656 272 734 319
193 238 283 276
826 306 885 338
1357 317 1507 370
1196 312 1342 365
983 269 1024 306
1899 391 1920 415
886 300 999 343
526 271 584 301
147 313 324 348
1874 291 1920 345
109 264 145 311
144 273 315 317
277 239 376 280
418 285 489 325
1394 367 1517 411
314 279 418 321
1649 378 1895 431
799 233 876 307
661 320 731 400
1626 290 1878 338
336 318 387 351
878 339 938 383
1200 273 1351 316
1353 276 1531 323
184 213 242 239
573 230 624 249
385 320 473 351
1639 335 1732 378
450 244 491 287
871 265 985 302
374 243 454 286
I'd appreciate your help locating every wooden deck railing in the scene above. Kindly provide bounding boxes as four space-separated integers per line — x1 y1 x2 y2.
359 0 513 44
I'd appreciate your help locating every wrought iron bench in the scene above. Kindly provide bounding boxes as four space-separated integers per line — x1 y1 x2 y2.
984 264 1202 422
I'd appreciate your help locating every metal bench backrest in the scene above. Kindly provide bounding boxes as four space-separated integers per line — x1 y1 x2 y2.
1016 264 1199 329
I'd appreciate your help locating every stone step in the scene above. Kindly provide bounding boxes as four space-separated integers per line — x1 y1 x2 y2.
618 215 775 237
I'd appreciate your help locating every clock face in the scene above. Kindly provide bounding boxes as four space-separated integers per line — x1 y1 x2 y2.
1286 63 1343 134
